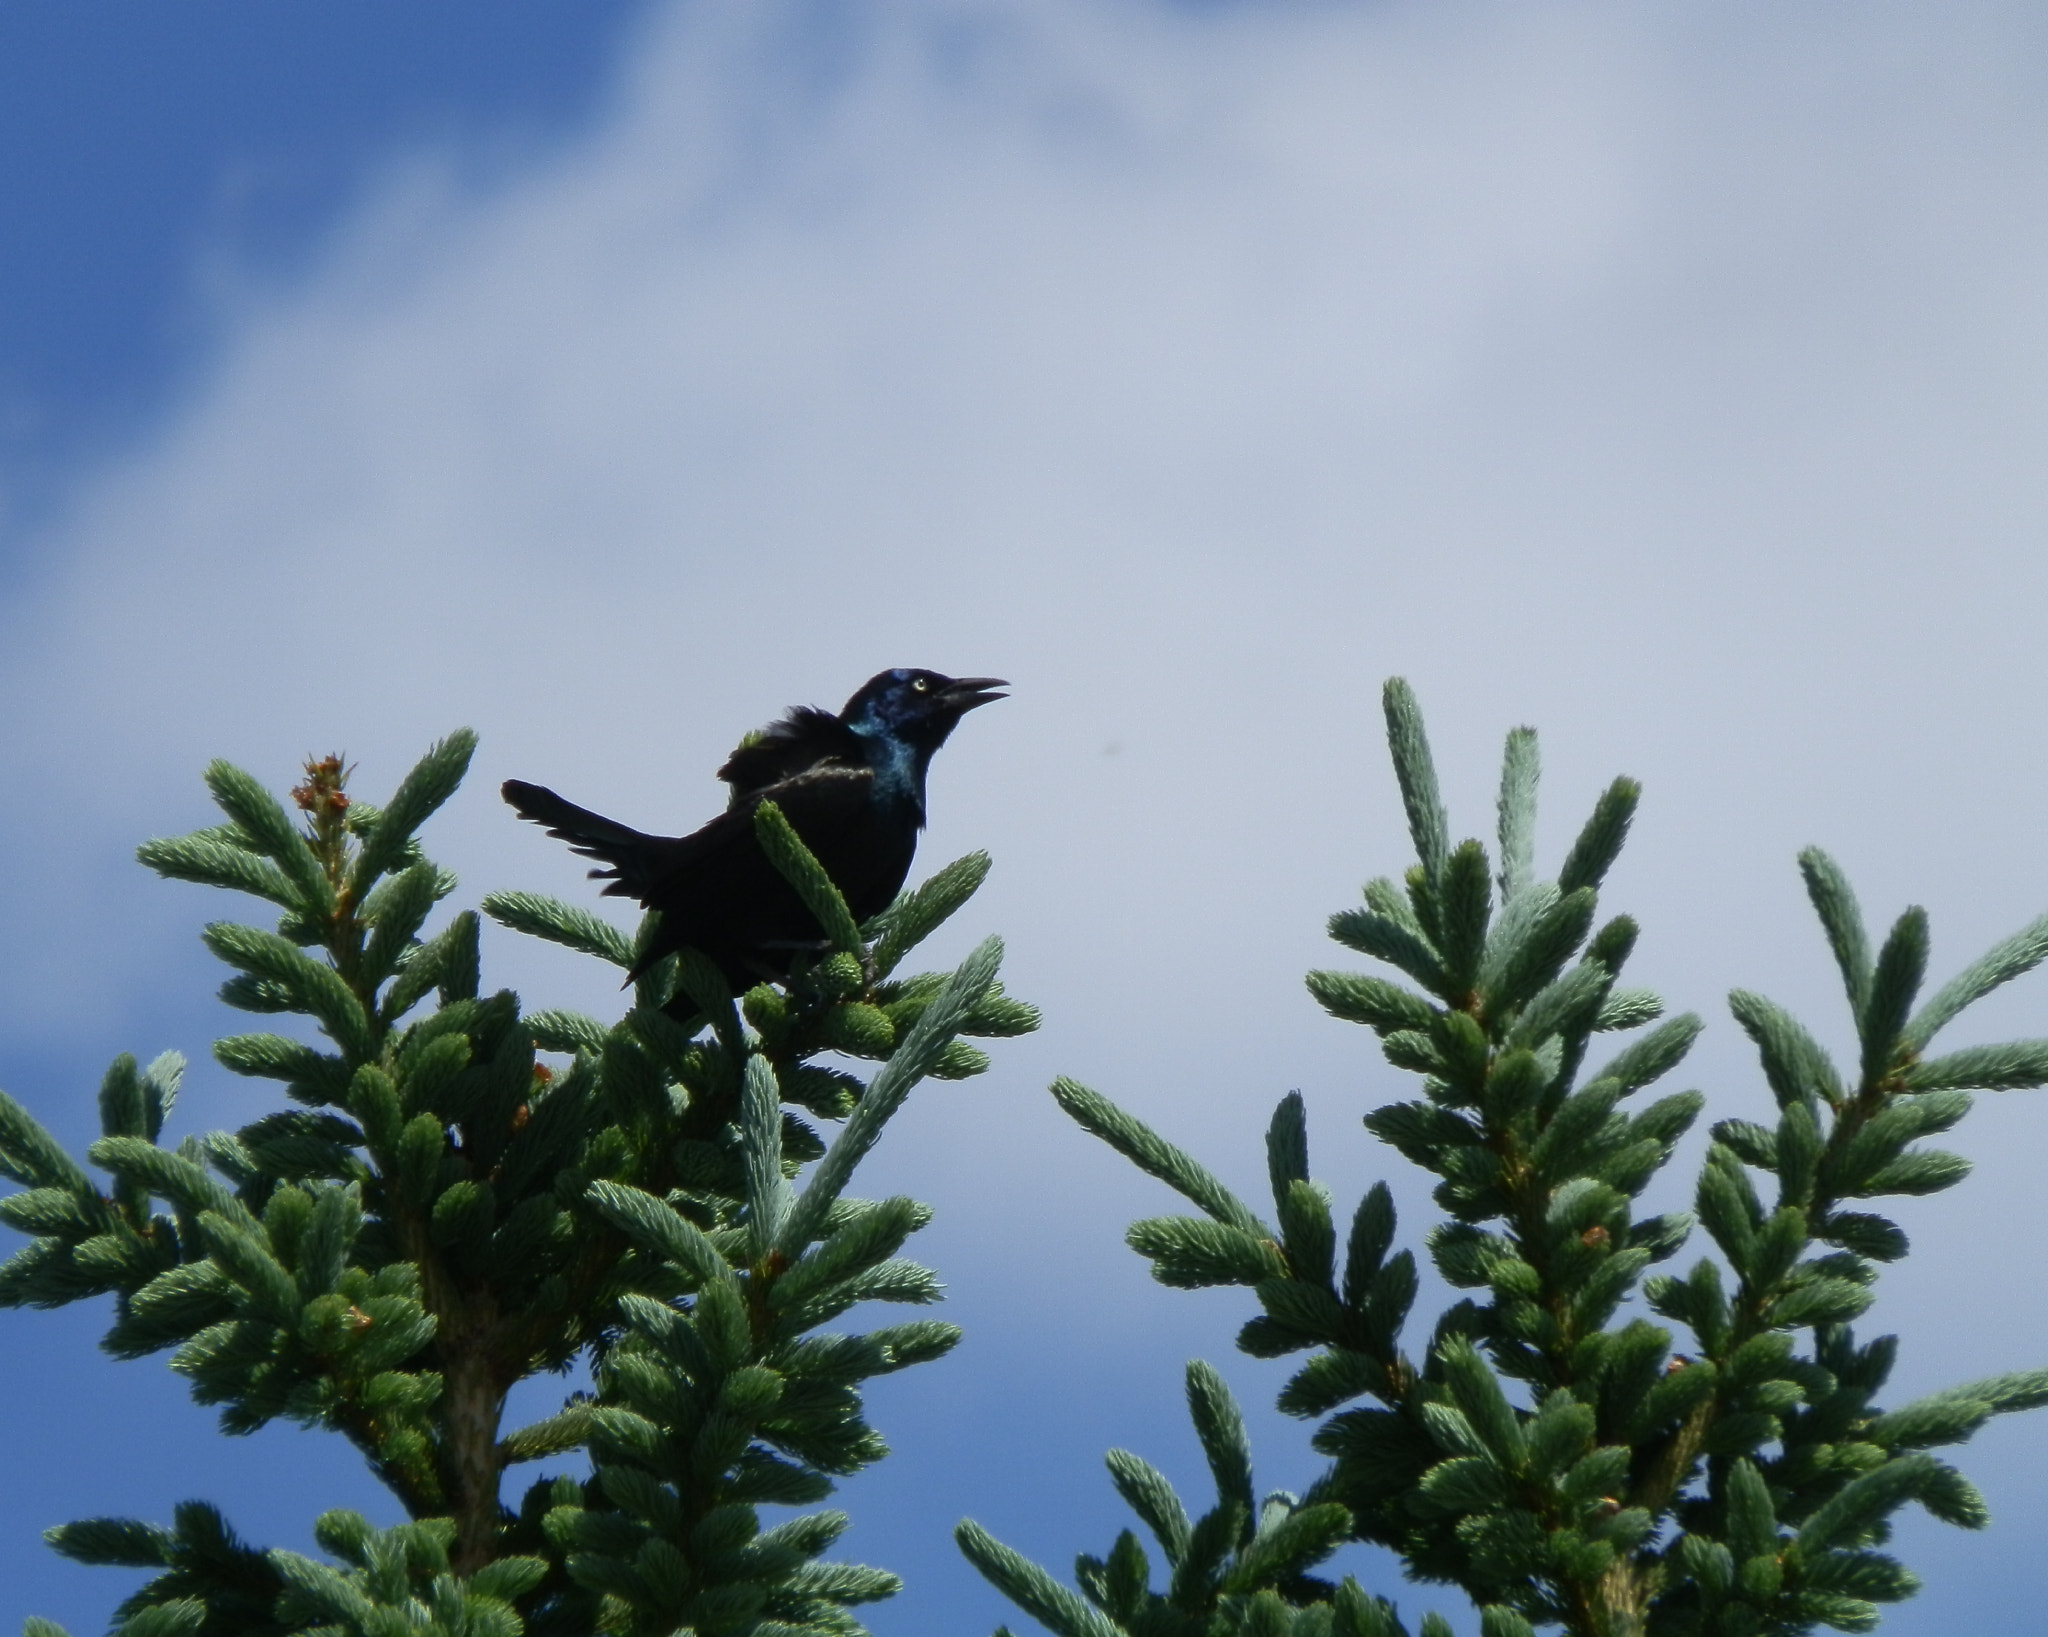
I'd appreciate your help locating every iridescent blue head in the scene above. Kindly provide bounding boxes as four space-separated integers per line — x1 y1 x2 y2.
839 668 1007 810
840 669 1007 745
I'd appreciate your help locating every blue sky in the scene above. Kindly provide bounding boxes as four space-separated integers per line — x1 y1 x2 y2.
0 0 647 532
3 2 2048 1633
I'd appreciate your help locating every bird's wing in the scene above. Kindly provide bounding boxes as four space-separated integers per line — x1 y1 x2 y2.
747 759 877 825
500 779 689 897
746 760 917 922
718 706 865 799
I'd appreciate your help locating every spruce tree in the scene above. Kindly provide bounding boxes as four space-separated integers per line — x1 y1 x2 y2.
8 689 2043 1637
0 734 1036 1636
959 679 2048 1637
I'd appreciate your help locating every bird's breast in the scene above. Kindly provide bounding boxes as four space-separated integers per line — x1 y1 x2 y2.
790 799 920 922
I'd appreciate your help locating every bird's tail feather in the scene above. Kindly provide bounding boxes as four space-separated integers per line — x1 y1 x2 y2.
501 779 665 889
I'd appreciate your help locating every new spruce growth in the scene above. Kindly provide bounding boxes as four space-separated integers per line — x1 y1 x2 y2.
0 735 1034 1636
962 679 2047 1637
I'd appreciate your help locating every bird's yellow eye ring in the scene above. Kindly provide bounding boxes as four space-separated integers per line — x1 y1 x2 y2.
911 676 931 692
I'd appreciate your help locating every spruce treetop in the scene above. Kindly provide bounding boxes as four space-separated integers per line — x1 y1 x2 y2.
961 678 2048 1637
2 733 1034 1636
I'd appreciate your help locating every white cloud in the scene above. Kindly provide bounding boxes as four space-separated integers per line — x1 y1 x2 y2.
6 1 2048 1627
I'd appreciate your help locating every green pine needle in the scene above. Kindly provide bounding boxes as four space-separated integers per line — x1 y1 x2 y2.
1051 1079 1266 1238
754 800 865 958
202 759 331 914
349 729 477 892
955 1521 1128 1637
1906 909 2048 1049
1382 679 1450 887
1800 848 1874 1015
1556 778 1639 897
482 890 635 968
1496 727 1540 902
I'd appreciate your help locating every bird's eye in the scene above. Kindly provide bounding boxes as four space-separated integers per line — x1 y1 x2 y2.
911 676 931 692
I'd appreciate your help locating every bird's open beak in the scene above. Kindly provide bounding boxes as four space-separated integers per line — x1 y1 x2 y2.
940 677 1009 712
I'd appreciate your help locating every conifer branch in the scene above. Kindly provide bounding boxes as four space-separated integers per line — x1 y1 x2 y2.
998 684 2048 1637
7 735 1035 1636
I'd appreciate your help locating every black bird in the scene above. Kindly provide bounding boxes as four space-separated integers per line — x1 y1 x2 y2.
502 669 1007 991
